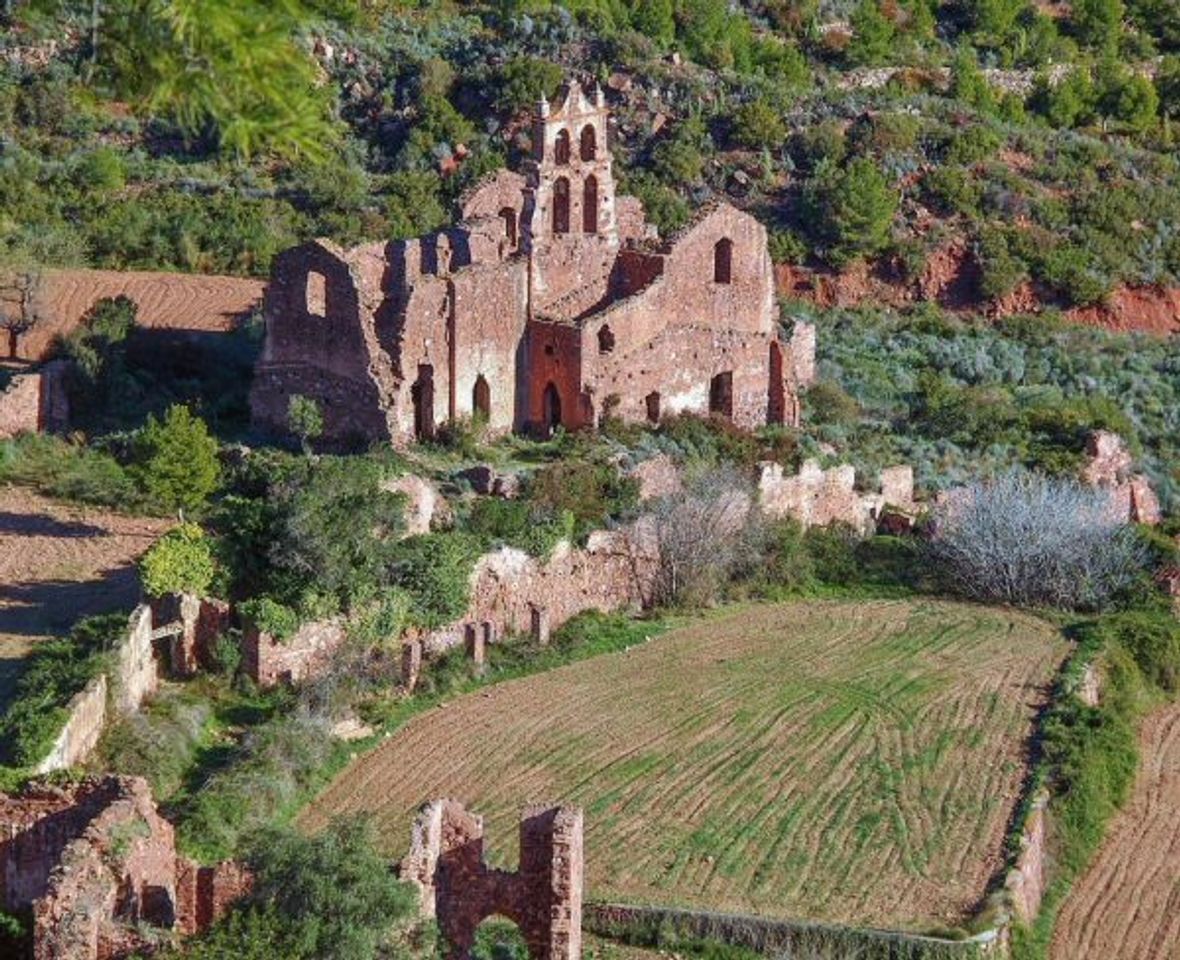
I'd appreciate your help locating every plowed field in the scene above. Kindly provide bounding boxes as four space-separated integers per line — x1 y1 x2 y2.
301 599 1065 928
1052 703 1180 960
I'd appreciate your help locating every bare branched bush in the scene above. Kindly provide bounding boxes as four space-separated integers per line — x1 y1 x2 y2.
927 472 1146 610
647 465 761 607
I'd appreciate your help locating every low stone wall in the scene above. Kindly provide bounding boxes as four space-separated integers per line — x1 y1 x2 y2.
0 361 69 438
175 859 253 936
114 605 157 716
34 604 160 774
242 617 349 687
36 675 107 775
1004 792 1049 924
585 903 1001 959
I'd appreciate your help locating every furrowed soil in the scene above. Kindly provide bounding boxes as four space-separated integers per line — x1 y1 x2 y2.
301 599 1065 929
0 485 168 710
1051 703 1180 960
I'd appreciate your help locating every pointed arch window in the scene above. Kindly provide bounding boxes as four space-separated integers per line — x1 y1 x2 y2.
579 124 597 161
554 129 571 165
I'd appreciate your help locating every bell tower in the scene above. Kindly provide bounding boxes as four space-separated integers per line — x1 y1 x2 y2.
521 79 619 312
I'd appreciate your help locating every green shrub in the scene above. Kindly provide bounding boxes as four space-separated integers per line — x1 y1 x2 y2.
388 532 481 629
139 523 216 598
530 458 640 540
0 434 139 510
730 99 786 149
803 381 859 425
493 57 564 114
466 497 575 558
132 405 221 514
231 818 416 960
240 596 301 640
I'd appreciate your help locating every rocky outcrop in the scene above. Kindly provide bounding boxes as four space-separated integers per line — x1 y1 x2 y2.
757 460 915 535
1082 431 1161 525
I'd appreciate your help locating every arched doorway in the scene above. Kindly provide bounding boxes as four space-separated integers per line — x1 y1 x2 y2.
768 341 785 424
473 916 530 960
713 237 733 284
542 382 562 434
552 178 570 235
709 371 733 419
473 374 491 420
412 364 435 440
597 324 614 354
582 175 598 234
645 391 661 423
499 207 517 248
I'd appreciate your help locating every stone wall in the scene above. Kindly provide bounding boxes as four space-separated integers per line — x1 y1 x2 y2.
757 459 915 534
0 360 69 438
403 799 584 960
1 776 247 960
113 605 157 716
418 521 659 658
1 268 265 362
242 617 349 687
36 675 107 775
1004 791 1049 924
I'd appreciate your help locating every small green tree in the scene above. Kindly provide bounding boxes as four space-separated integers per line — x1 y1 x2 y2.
1070 0 1125 49
133 405 220 515
804 158 899 265
1032 68 1096 128
1158 55 1180 120
287 395 324 456
1096 60 1160 132
950 49 997 114
730 99 787 149
847 0 896 65
631 0 676 45
139 523 216 598
493 57 564 114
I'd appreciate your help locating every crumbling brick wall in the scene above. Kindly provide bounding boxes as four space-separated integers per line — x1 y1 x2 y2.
0 360 69 438
420 520 659 657
403 799 583 960
36 675 108 775
757 459 915 534
241 617 349 687
2 777 247 960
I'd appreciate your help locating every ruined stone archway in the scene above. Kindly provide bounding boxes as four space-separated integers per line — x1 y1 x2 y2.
500 207 518 248
713 238 733 284
554 129 571 165
402 800 583 960
767 340 785 424
709 371 733 418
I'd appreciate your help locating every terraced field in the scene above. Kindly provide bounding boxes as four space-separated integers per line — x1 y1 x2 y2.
301 599 1066 928
1052 703 1180 960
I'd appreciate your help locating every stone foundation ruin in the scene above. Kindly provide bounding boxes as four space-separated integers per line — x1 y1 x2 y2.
402 800 584 960
0 776 248 960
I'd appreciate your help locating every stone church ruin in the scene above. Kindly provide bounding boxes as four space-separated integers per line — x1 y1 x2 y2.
251 80 815 446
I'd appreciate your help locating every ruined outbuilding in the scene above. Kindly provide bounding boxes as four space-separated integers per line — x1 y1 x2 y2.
402 800 584 960
252 80 814 446
0 776 248 960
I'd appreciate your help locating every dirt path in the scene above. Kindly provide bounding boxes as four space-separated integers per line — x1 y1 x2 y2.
301 599 1064 929
0 485 169 710
1052 703 1180 960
